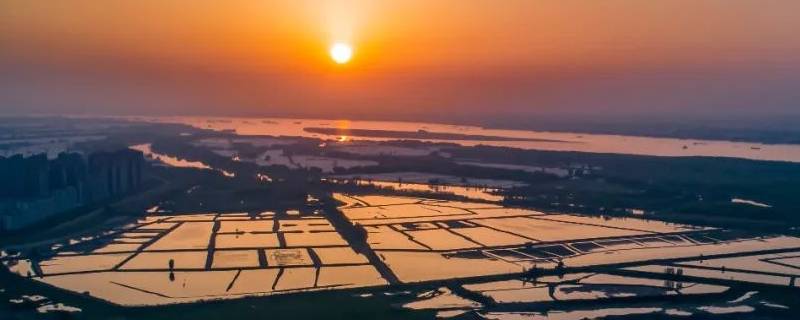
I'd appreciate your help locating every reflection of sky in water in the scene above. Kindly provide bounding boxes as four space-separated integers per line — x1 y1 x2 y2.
4 193 800 310
3 211 384 306
135 116 800 163
358 180 503 202
130 143 235 177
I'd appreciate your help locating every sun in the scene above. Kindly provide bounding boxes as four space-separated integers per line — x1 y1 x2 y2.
329 42 353 64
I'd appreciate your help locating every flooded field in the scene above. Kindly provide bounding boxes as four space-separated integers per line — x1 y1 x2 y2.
3 193 800 318
463 273 727 304
334 194 800 284
328 173 521 201
2 211 385 306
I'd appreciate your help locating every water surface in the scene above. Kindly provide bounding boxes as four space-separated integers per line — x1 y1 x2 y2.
136 116 800 162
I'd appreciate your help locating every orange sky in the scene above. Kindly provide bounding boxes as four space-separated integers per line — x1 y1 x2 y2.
1 0 799 120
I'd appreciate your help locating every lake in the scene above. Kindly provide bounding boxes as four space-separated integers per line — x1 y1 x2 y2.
132 116 800 163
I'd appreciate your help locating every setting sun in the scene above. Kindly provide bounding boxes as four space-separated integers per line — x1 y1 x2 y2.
3 1 800 318
329 43 353 64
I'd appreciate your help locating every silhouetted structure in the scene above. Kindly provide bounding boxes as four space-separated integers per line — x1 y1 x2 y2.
88 149 144 201
0 149 145 231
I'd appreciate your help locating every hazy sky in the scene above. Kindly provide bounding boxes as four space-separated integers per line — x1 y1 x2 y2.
1 0 799 122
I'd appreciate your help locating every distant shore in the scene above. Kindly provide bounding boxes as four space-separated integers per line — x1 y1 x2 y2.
302 127 573 143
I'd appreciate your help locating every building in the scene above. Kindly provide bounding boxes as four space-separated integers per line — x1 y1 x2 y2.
0 154 49 198
0 148 145 232
88 149 145 201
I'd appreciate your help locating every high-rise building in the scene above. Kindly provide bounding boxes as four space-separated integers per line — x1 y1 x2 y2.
88 149 145 201
0 148 145 231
